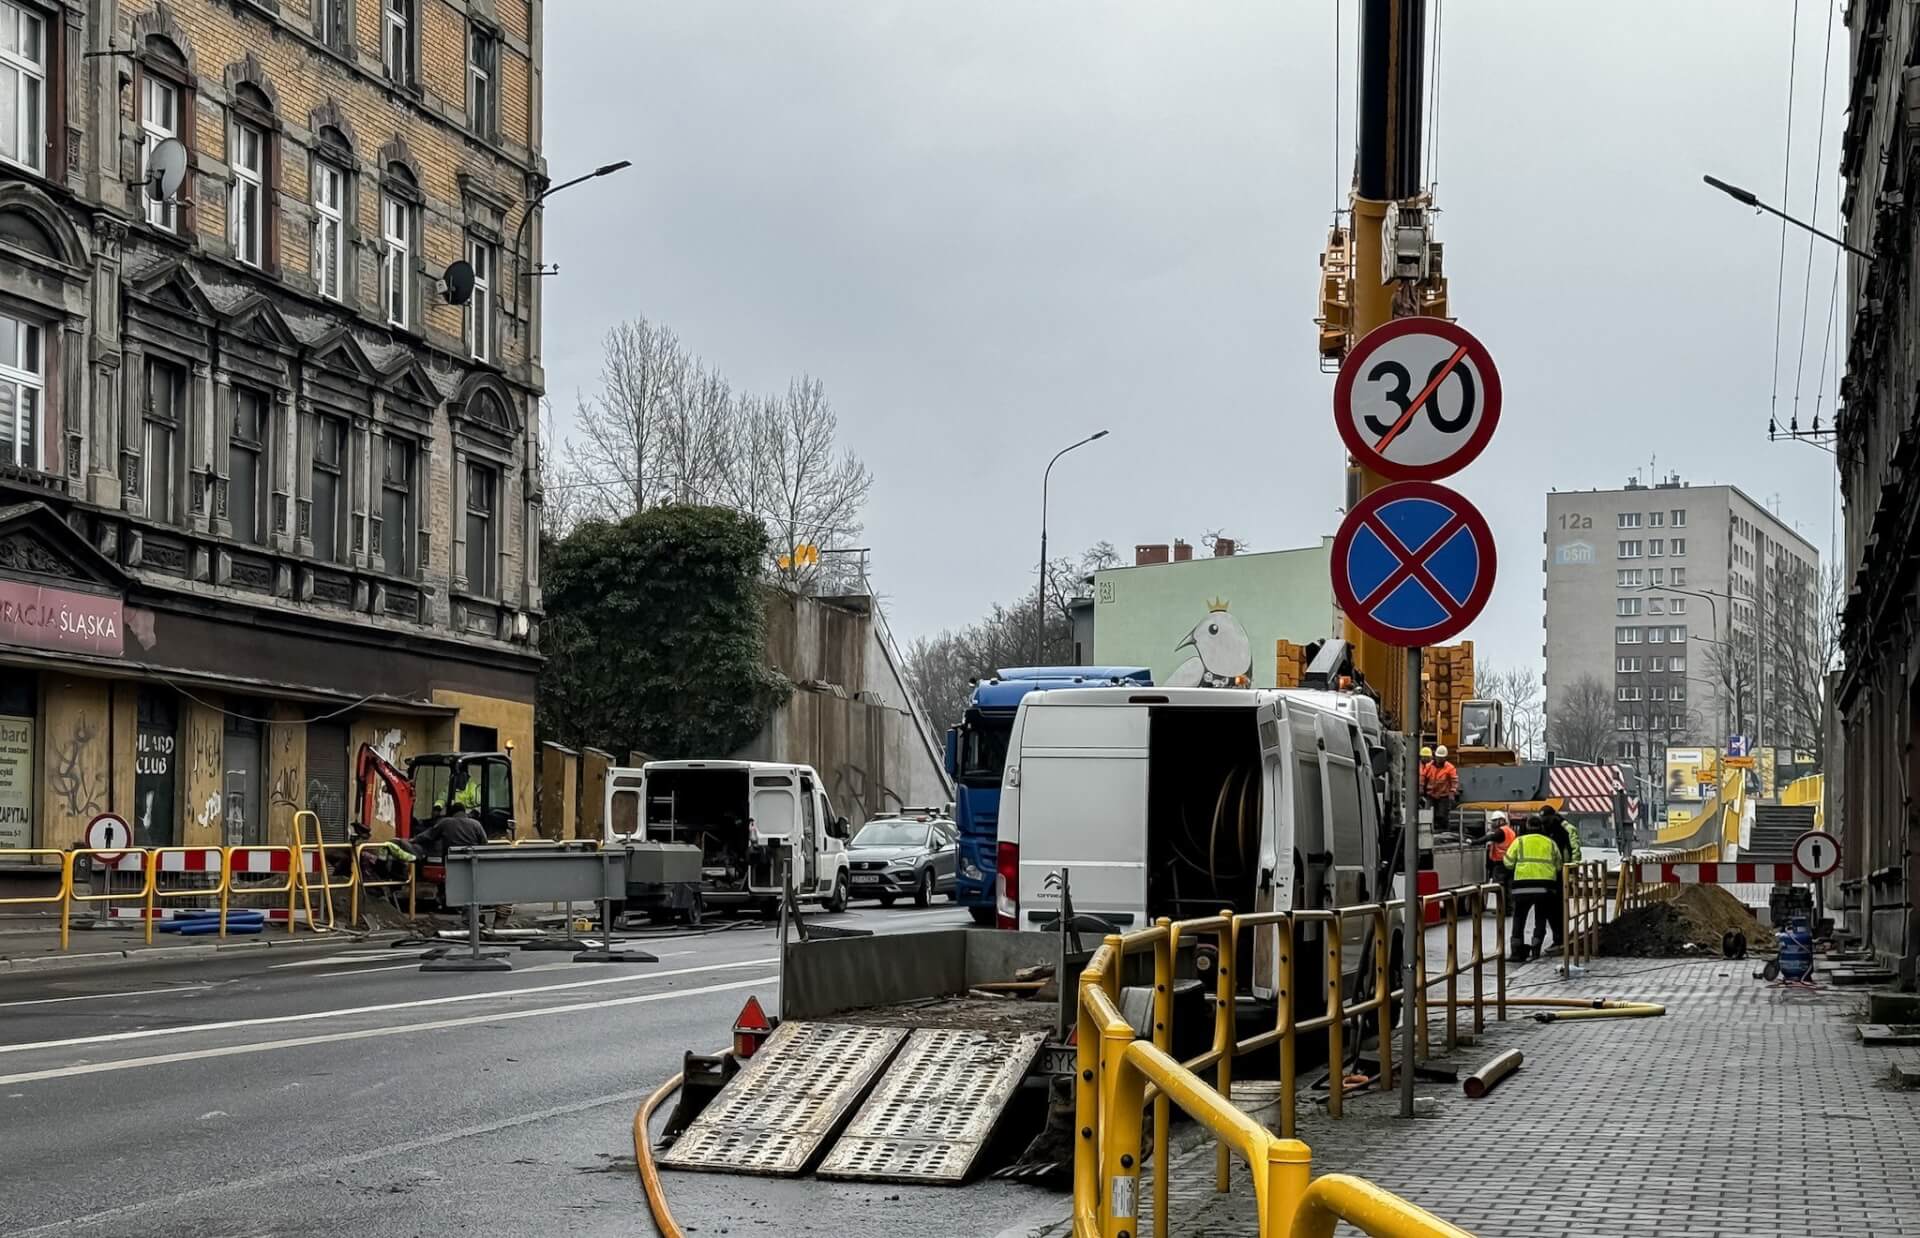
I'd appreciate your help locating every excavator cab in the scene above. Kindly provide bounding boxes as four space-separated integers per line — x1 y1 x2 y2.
406 752 515 841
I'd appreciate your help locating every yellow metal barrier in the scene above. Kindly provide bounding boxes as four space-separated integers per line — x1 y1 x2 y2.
351 841 419 923
1416 883 1506 1051
0 849 75 948
63 848 156 945
223 845 302 936
1074 906 1482 1238
1559 862 1608 969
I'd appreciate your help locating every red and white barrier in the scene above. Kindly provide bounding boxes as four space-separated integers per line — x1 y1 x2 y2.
1637 862 1798 885
108 905 311 923
105 847 323 874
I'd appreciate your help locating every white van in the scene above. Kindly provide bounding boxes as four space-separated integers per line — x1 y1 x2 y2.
994 685 1392 998
605 760 852 913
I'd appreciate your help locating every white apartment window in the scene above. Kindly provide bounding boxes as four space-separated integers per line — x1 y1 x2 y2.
1650 657 1666 671
140 75 180 231
0 1 46 173
315 0 349 50
1649 567 1665 585
1648 538 1665 557
311 160 345 300
383 0 414 85
1618 512 1641 529
467 24 498 140
1671 509 1687 527
1648 511 1665 527
1671 567 1686 586
1617 627 1642 644
1616 657 1641 673
1618 540 1642 559
1668 626 1686 643
465 234 493 362
1671 537 1686 556
1618 742 1635 760
1651 686 1666 702
1617 569 1643 587
381 193 413 328
1617 597 1641 616
1669 656 1686 672
1648 598 1665 615
0 311 42 470
1671 714 1687 729
1670 598 1686 615
228 119 266 267
1672 687 1686 703
1617 686 1641 702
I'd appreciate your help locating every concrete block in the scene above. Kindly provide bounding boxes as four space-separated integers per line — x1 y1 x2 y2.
1890 1063 1920 1091
1869 992 1920 1023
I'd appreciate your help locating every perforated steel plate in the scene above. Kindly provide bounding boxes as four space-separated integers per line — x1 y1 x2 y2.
659 1021 907 1176
817 1027 1047 1183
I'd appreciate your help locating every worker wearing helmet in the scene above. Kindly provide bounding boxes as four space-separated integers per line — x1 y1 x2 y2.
1426 745 1460 832
1503 816 1566 961
1484 811 1517 900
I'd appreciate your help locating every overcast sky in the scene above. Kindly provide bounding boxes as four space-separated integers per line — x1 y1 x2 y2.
540 1 1847 672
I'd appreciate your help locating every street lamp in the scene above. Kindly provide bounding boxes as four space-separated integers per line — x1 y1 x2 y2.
1703 174 1873 260
506 160 634 337
1034 430 1110 663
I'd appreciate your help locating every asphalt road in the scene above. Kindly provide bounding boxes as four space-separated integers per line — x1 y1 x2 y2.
0 901 1067 1238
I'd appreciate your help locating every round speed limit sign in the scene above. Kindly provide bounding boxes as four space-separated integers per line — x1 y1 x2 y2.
1333 317 1502 481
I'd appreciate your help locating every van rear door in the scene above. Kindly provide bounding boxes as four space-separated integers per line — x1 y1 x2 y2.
750 771 800 842
1252 698 1291 1000
1011 702 1149 928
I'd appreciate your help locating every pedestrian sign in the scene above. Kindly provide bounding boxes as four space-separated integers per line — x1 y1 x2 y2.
84 811 132 861
1334 318 1503 481
1793 830 1840 879
1331 481 1497 648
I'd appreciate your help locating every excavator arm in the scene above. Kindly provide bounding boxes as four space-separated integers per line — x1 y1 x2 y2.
354 743 415 839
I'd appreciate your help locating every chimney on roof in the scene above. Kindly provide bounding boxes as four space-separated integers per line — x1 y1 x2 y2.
1173 539 1193 562
1135 543 1170 566
1213 537 1236 557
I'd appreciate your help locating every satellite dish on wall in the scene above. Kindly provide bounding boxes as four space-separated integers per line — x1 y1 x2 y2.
441 260 475 306
145 137 188 202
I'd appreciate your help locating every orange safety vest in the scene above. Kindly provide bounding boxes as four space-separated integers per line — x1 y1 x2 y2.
1487 824 1516 864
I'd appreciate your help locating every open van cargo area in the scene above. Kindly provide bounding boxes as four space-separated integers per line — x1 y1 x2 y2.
645 767 760 891
1147 705 1263 921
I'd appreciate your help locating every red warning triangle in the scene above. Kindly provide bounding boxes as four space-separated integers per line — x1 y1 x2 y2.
733 995 770 1032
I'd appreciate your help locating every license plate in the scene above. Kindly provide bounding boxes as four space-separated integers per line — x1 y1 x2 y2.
1037 1046 1077 1077
852 874 878 883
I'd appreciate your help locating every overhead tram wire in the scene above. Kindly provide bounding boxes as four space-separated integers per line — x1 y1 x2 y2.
1768 0 1804 432
1789 0 1839 428
1425 0 1443 192
1333 0 1342 213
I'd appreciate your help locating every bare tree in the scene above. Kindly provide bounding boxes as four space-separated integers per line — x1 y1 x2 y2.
1081 541 1124 572
1474 660 1545 759
743 377 873 590
567 319 690 516
1765 562 1841 768
1547 674 1614 762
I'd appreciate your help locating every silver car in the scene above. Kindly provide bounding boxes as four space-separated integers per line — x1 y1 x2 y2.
847 814 957 906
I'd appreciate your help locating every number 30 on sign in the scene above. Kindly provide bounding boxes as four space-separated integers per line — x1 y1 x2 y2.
1333 318 1502 482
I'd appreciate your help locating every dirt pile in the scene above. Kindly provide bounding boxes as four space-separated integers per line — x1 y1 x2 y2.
1598 885 1776 958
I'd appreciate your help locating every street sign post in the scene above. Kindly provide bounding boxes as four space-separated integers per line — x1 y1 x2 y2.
1330 481 1497 648
1727 735 1749 757
1333 318 1503 481
84 812 132 862
1793 830 1840 880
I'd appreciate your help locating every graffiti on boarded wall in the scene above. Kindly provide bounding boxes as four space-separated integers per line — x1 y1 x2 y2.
48 711 106 820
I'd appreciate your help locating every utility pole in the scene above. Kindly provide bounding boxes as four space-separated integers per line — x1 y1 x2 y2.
1338 0 1435 729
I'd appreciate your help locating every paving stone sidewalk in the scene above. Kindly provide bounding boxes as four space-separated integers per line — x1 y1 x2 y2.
1025 922 1920 1237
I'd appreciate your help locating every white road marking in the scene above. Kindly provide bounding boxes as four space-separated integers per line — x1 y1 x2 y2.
269 950 404 968
0 985 211 1010
291 961 422 977
0 975 774 1087
0 1084 659 1236
0 956 776 1056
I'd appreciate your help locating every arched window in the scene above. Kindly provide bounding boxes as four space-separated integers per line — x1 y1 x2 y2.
228 82 277 269
137 34 194 234
379 162 420 329
311 126 352 301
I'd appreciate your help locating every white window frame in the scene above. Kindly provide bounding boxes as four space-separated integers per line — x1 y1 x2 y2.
465 234 493 362
467 24 496 139
1669 598 1685 615
1647 538 1664 557
1671 537 1686 557
1647 598 1665 615
1617 569 1642 587
383 0 412 84
1618 540 1642 559
0 311 42 470
1671 509 1687 527
1617 627 1641 644
1618 512 1641 529
0 0 46 173
228 118 266 267
1616 597 1640 616
1650 657 1666 672
1671 567 1686 587
1616 657 1640 673
1668 626 1686 643
381 194 412 328
140 74 180 232
1648 627 1666 644
311 159 345 301
1648 510 1664 527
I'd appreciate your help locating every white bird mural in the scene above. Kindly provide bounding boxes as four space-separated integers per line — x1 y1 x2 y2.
1166 598 1252 688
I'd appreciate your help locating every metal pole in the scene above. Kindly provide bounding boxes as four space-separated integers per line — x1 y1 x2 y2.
1400 645 1421 1119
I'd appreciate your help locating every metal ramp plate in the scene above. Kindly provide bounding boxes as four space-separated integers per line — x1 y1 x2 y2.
659 1021 906 1176
817 1028 1047 1184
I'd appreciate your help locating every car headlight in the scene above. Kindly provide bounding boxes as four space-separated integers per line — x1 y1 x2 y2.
960 861 984 880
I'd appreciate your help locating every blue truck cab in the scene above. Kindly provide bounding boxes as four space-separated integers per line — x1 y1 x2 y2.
946 665 1153 924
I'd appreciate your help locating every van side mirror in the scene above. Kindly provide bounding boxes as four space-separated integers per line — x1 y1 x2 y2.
828 816 851 840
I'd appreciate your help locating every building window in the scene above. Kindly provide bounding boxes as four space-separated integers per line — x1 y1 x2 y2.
465 462 497 594
228 119 266 267
464 461 498 593
1618 540 1642 559
1618 512 1640 529
1647 538 1664 557
311 160 345 300
1671 714 1687 730
1616 657 1640 673
0 1 45 173
1669 656 1685 673
1650 656 1665 672
1671 537 1686 556
1668 626 1686 644
383 0 414 85
311 415 345 561
465 234 493 362
1651 686 1666 702
229 389 267 544
1617 686 1641 702
381 192 414 328
140 74 181 231
1617 742 1635 760
468 24 498 140
379 436 413 574
143 358 184 522
1648 510 1664 527
1616 569 1643 587
1648 627 1666 644
1669 598 1686 615
1616 627 1641 644
0 311 41 470
1647 598 1665 615
1671 509 1686 527
1671 567 1686 587
1616 598 1641 616
1648 567 1664 586
315 0 349 50
1672 686 1685 702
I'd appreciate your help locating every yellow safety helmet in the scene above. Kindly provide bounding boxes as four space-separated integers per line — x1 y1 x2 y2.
1420 746 1433 758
